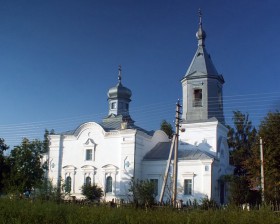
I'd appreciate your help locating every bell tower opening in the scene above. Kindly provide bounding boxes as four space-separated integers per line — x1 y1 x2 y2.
193 89 202 107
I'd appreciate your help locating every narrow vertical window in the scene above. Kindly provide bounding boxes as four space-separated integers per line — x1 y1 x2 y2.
106 176 112 193
193 89 202 107
86 149 93 161
111 102 116 109
150 179 158 196
85 176 91 186
65 176 72 193
184 179 192 195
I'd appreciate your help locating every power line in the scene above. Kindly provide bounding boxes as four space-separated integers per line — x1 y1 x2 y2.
0 91 279 147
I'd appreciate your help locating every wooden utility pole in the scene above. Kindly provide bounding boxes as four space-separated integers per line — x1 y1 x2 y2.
172 100 181 207
159 135 175 204
260 137 265 202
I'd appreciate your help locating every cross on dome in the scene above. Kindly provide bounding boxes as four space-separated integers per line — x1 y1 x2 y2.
118 65 122 82
198 8 202 25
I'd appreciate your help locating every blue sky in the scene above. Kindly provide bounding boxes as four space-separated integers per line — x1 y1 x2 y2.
0 0 279 147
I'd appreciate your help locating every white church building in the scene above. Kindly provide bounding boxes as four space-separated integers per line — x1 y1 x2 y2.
44 14 232 204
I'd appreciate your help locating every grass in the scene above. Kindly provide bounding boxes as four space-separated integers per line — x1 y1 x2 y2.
0 199 279 224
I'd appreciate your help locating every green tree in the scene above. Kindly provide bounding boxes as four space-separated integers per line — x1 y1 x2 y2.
81 184 103 201
257 111 280 203
42 129 55 153
226 111 258 205
160 120 174 139
4 138 44 194
227 111 257 176
0 138 9 194
129 178 156 207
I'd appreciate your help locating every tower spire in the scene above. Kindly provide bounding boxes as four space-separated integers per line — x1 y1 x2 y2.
181 10 225 124
196 9 206 46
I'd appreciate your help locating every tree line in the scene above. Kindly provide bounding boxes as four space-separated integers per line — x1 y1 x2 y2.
227 110 280 205
0 129 54 196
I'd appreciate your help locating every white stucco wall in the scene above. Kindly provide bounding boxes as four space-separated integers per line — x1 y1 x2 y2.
46 122 169 201
46 119 231 204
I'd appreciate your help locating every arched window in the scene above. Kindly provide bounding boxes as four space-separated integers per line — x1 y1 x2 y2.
106 176 112 193
85 176 91 186
65 176 72 193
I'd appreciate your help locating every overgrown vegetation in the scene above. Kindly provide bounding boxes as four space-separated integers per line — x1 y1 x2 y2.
35 178 66 202
0 198 280 224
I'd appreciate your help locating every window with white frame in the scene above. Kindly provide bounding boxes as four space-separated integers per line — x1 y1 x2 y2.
150 179 158 196
102 164 118 195
63 165 76 194
85 176 91 186
81 165 96 187
184 179 192 195
106 176 112 193
85 149 93 161
65 176 72 193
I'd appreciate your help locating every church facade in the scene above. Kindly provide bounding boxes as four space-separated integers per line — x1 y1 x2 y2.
44 14 232 204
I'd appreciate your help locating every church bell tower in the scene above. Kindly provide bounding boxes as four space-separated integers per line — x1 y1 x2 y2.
181 10 225 124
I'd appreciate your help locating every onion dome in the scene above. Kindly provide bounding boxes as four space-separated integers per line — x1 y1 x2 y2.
107 66 132 100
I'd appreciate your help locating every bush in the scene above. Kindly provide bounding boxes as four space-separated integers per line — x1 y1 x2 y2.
81 184 103 201
200 197 219 210
129 178 156 207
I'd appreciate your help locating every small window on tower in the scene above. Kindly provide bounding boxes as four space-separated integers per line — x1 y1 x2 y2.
193 89 202 107
111 102 116 109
